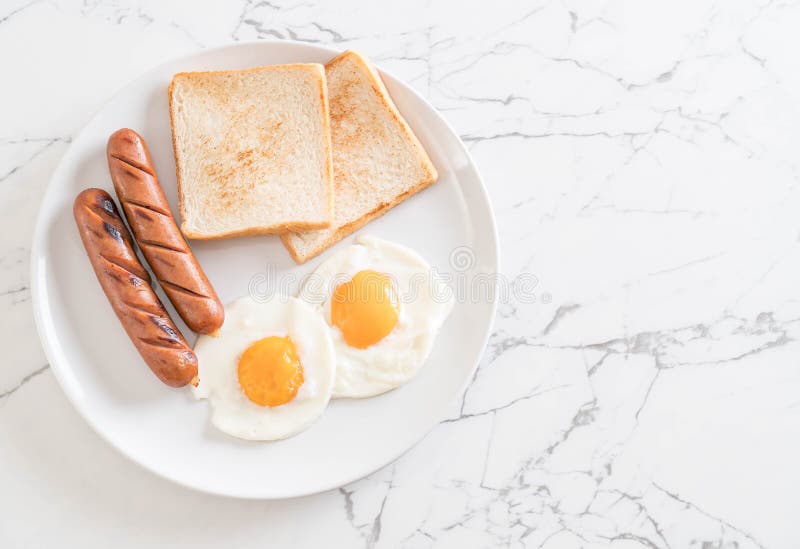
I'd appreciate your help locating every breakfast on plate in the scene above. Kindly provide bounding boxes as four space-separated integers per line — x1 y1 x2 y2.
72 50 452 440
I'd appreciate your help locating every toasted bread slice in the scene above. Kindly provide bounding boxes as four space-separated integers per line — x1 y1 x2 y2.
169 64 333 239
281 51 438 263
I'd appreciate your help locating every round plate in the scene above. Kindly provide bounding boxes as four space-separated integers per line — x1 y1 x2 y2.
31 41 498 499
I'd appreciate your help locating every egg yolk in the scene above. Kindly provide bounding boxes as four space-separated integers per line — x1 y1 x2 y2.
331 270 400 349
237 336 304 407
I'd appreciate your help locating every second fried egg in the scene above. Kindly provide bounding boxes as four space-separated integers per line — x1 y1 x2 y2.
298 235 453 398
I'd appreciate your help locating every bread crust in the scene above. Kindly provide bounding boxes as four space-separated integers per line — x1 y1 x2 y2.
185 218 331 241
167 76 184 234
280 175 436 263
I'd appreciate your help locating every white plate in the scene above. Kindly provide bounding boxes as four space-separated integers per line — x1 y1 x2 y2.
31 41 498 499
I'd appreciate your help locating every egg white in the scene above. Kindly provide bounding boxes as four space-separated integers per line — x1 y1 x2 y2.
192 296 335 441
298 235 454 398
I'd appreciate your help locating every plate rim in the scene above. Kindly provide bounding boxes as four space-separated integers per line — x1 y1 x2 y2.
30 39 500 499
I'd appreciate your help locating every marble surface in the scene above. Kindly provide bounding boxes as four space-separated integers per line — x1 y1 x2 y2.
2 0 800 547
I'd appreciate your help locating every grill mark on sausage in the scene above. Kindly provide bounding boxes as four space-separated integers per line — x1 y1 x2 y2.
137 239 188 254
109 153 155 176
104 221 122 242
159 279 211 300
150 316 182 342
139 337 184 350
123 198 172 218
122 299 165 318
101 198 116 215
84 204 121 225
83 206 132 246
100 253 148 281
88 227 104 240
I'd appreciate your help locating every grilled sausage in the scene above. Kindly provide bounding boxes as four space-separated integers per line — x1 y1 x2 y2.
107 128 224 334
73 188 198 388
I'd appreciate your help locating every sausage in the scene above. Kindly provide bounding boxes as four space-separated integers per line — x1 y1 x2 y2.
73 188 198 388
107 128 224 334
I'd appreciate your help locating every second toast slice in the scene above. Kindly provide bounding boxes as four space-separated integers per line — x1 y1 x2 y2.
169 63 333 239
281 51 438 263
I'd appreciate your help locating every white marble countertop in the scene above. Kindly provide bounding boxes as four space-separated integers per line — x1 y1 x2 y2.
3 0 799 547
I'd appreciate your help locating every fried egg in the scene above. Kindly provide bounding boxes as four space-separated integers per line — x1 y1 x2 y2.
192 296 335 441
298 235 453 398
